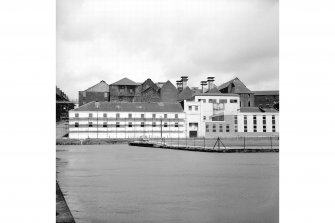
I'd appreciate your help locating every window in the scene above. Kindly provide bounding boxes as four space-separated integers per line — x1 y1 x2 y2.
75 122 79 127
219 124 223 132
219 99 227 104
253 115 257 132
226 125 230 132
189 106 192 111
199 99 206 103
209 99 216 103
128 113 132 118
141 122 144 127
164 114 167 118
128 122 132 127
212 124 216 132
116 122 120 128
206 124 209 132
234 115 238 124
230 99 238 103
195 106 199 111
203 116 206 120
116 113 120 119
152 114 156 118
244 126 248 132
104 92 108 98
103 122 107 128
175 114 178 118
244 116 248 132
263 116 266 125
235 125 238 132
175 122 178 127
89 113 93 118
103 113 107 118
272 126 276 132
75 113 79 118
263 125 267 132
89 122 93 127
164 123 168 127
152 122 156 127
141 114 144 118
272 115 276 124
83 92 86 97
254 126 257 132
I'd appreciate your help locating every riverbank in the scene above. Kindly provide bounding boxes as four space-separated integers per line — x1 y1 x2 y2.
56 138 130 145
56 181 75 223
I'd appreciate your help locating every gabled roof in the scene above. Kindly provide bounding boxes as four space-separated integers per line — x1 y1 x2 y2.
84 80 109 92
253 91 279 96
177 86 193 101
110 77 140 86
141 78 159 92
239 107 279 113
218 77 252 94
72 101 184 113
160 80 177 91
206 86 221 94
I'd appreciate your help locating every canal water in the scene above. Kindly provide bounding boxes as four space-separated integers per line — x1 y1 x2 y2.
56 145 279 223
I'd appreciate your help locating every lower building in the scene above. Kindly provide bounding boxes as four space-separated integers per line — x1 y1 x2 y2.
253 91 279 108
69 101 186 139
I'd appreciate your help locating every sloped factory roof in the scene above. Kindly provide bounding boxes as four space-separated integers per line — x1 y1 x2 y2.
110 77 140 86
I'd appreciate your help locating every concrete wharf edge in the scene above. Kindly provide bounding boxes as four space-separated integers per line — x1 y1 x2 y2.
129 141 279 153
56 181 75 223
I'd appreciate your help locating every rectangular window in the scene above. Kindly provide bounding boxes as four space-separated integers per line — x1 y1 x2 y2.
213 124 216 132
254 126 257 132
209 99 215 103
219 99 227 104
219 124 223 132
234 115 238 124
244 126 248 132
263 125 266 132
235 125 238 132
226 125 230 132
75 113 79 118
206 124 209 132
244 116 247 125
164 123 168 127
83 92 86 97
175 122 178 127
141 122 144 127
141 114 144 118
152 114 156 118
253 115 257 132
116 113 120 119
188 106 192 111
195 106 199 111
128 122 132 127
152 122 156 127
164 114 167 118
230 99 238 103
175 114 178 118
129 113 132 118
272 115 275 124
203 116 206 120
104 92 108 98
272 126 276 132
263 116 266 125
75 122 79 127
103 122 107 127
89 113 93 118
116 122 120 128
89 122 93 127
103 113 107 118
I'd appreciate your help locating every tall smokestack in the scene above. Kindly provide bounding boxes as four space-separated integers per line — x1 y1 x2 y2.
200 81 207 93
207 77 215 91
176 80 183 92
181 76 188 89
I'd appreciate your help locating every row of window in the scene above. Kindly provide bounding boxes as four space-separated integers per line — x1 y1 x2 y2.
198 99 238 104
74 122 180 128
82 92 108 98
206 124 230 133
75 113 179 119
188 105 199 111
244 115 276 132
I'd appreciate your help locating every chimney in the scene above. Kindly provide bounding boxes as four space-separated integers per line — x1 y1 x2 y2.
200 81 207 93
181 76 188 89
176 80 183 92
207 77 215 91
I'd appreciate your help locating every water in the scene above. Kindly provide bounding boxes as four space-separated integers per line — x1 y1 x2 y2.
56 145 279 223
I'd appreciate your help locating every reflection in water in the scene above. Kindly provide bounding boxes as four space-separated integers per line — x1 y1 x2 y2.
57 145 279 223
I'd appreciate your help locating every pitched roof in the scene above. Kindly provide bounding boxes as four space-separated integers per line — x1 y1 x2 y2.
177 86 193 101
110 77 140 86
206 86 221 93
72 101 184 113
218 77 252 94
253 91 279 96
141 78 159 92
192 93 239 97
239 107 279 113
84 80 109 92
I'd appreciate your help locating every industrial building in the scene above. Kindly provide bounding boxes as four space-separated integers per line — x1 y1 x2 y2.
253 91 279 108
69 101 186 139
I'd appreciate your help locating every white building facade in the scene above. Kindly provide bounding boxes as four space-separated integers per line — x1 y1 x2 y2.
69 102 186 139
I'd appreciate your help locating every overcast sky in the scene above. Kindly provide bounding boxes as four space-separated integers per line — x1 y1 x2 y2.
57 0 278 99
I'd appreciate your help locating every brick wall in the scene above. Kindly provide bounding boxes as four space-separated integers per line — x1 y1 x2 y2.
79 91 109 106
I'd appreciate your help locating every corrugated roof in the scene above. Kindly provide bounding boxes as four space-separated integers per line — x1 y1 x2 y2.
72 101 184 113
84 80 109 92
253 91 279 96
218 77 253 94
239 107 279 113
110 77 140 86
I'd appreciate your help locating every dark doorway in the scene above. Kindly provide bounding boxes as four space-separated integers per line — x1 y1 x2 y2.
189 131 197 138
